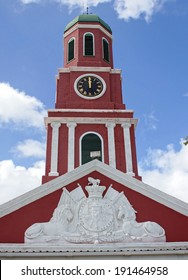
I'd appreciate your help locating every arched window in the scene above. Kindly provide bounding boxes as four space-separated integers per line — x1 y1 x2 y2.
68 37 75 62
80 132 103 165
102 38 110 62
84 33 94 56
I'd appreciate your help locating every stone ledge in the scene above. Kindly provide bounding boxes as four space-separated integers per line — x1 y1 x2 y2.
0 242 188 258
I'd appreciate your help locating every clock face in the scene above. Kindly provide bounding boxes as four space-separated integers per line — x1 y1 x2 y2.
74 74 106 99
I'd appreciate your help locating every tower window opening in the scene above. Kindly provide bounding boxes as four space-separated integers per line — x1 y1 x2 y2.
84 33 94 56
68 38 75 62
103 38 110 62
81 133 102 165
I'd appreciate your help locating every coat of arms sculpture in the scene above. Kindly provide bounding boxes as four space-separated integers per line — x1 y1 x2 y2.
25 178 166 244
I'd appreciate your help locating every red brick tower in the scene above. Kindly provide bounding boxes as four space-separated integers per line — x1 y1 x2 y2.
42 14 139 183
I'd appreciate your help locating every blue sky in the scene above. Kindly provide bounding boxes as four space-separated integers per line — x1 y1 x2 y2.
0 0 188 204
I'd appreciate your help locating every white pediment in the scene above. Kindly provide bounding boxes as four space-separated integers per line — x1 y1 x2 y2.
0 160 188 218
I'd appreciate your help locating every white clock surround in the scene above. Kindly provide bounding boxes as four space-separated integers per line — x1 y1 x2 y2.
74 73 106 99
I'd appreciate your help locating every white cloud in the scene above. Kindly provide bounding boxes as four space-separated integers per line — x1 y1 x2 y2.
0 160 45 204
56 0 111 8
20 0 111 8
114 0 169 22
19 0 171 22
139 141 188 203
0 83 46 129
183 92 188 97
12 139 46 158
20 0 42 4
143 110 159 130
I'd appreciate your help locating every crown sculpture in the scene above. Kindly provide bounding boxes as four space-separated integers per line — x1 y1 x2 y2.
85 177 106 198
25 178 166 244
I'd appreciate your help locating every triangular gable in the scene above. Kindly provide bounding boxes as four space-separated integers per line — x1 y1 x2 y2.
0 160 188 244
1 159 188 218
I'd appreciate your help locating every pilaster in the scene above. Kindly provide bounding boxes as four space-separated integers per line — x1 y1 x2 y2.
121 123 134 175
106 122 116 168
67 122 77 172
49 122 61 176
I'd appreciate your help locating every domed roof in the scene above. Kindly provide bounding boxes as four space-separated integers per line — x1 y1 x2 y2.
64 14 112 33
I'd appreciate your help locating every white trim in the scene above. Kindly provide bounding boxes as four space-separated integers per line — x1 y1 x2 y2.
122 123 134 175
49 122 61 176
64 24 112 39
0 242 188 258
74 73 106 100
79 131 104 166
67 122 77 172
83 32 95 56
110 69 122 74
102 37 110 62
45 117 138 129
106 122 116 168
67 37 75 63
58 67 121 74
1 160 188 217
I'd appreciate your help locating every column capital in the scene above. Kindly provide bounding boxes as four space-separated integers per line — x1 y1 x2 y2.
105 122 116 128
67 122 77 128
121 122 131 129
51 121 61 129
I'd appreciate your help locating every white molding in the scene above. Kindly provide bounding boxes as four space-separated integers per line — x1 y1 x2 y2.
79 131 104 166
49 122 61 176
0 160 188 217
58 67 121 74
44 117 138 130
74 73 106 100
102 37 110 62
0 242 188 258
83 32 95 56
67 122 77 172
110 69 122 74
67 37 75 63
106 122 116 168
64 24 112 39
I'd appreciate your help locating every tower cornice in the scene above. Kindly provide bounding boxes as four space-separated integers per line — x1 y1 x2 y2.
44 116 138 129
57 67 121 74
64 24 112 39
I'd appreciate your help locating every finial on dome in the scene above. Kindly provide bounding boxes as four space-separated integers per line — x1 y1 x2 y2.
82 1 91 15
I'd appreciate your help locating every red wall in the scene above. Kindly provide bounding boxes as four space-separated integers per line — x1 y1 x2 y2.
56 70 125 110
1 171 188 243
64 24 114 68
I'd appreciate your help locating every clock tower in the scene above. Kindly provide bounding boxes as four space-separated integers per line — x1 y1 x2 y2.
42 14 139 183
1 13 188 258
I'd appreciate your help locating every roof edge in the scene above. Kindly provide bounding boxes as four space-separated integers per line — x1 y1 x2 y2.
0 160 188 218
64 14 112 33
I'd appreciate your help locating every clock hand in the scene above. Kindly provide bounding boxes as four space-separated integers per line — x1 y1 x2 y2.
88 77 92 88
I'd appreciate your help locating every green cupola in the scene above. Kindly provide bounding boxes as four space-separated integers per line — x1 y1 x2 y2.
64 14 112 33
